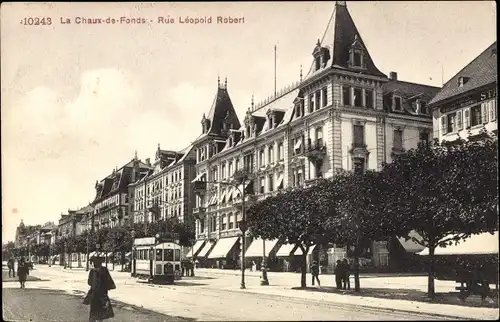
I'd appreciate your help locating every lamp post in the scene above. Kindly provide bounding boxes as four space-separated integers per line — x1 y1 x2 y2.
86 235 90 271
193 173 249 289
131 230 136 277
63 241 67 269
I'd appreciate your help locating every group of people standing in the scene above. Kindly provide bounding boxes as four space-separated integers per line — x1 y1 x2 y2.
7 257 31 289
309 258 352 290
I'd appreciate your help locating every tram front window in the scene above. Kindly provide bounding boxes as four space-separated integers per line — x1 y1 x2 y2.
163 249 174 261
156 249 162 261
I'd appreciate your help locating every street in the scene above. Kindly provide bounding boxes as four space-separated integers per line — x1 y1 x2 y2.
2 288 192 322
2 265 482 321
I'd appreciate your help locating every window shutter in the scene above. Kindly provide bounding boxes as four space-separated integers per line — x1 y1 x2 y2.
441 115 448 135
457 110 463 130
490 100 497 121
481 102 489 123
464 108 471 128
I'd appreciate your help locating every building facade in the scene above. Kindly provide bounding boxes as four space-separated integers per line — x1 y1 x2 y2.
129 144 197 234
430 42 497 141
92 154 153 231
190 1 439 271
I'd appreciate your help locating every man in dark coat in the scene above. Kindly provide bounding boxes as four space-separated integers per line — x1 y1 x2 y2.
334 260 343 289
8 258 15 277
310 261 321 287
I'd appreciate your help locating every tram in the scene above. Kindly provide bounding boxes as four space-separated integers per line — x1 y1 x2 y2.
133 237 182 284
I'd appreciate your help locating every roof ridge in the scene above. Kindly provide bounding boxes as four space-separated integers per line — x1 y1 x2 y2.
389 79 441 89
442 41 496 87
252 81 301 113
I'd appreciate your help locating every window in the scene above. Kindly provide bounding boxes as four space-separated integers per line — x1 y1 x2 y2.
315 56 321 71
447 112 457 133
315 90 321 110
221 164 226 179
309 94 314 113
458 76 470 87
268 146 274 164
353 124 364 147
278 142 284 160
353 157 365 174
490 100 497 121
322 87 328 107
353 51 362 67
259 149 265 167
296 103 302 117
457 110 463 130
342 86 350 106
471 105 482 126
365 90 373 109
481 102 490 124
316 127 323 147
354 88 362 107
200 220 205 233
420 101 428 114
228 214 234 229
268 174 274 192
221 215 227 231
228 162 233 176
259 177 265 194
394 96 402 111
393 129 403 150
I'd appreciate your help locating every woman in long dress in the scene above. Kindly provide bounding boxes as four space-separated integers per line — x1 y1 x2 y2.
17 258 29 289
85 256 116 322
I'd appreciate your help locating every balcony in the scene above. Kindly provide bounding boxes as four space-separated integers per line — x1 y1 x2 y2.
305 139 327 163
193 207 207 220
391 146 405 157
349 142 369 159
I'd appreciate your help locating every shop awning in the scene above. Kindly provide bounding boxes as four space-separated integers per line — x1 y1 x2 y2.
276 173 284 189
208 194 218 206
234 181 251 198
191 172 207 183
88 252 97 258
125 252 131 257
106 252 113 257
208 237 239 259
276 244 297 257
293 244 316 256
219 190 227 204
419 231 499 256
197 241 214 258
294 138 302 150
186 240 206 258
245 238 279 257
398 230 426 253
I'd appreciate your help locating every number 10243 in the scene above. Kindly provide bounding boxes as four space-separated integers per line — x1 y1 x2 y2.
21 17 52 26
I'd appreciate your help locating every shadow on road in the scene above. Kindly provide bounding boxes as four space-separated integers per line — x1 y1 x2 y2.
292 286 499 309
2 270 49 282
137 280 209 287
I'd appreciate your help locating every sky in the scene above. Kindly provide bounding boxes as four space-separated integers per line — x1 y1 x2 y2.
1 1 496 243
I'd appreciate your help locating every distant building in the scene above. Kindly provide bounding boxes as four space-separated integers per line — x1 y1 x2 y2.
190 1 438 270
92 153 152 230
128 144 197 232
430 42 497 141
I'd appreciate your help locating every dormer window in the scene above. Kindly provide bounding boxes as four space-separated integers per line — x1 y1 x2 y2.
420 100 428 114
393 96 402 111
353 51 362 67
348 35 365 69
458 76 470 87
315 56 321 71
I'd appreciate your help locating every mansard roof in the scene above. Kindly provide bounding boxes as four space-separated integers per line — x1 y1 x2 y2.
429 41 497 106
204 81 241 137
305 1 386 80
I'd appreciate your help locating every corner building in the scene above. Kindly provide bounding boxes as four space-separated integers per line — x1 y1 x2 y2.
430 41 497 141
190 1 440 271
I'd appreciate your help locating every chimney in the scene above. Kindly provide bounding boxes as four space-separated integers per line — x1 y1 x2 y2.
145 158 151 166
390 72 398 81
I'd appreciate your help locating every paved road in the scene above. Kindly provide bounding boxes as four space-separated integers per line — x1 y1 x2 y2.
2 288 193 322
2 269 46 283
3 266 455 321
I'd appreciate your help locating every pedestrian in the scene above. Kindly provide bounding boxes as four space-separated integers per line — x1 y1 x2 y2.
17 257 29 289
251 261 257 272
84 256 116 322
181 260 185 276
189 259 195 276
334 260 343 289
310 261 321 287
342 258 351 290
8 257 15 278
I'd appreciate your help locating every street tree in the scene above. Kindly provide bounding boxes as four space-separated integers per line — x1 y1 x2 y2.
379 131 498 298
325 170 395 292
247 179 340 288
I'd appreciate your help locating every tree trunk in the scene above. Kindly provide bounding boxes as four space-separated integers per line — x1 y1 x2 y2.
300 253 307 288
353 245 361 292
427 245 436 299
